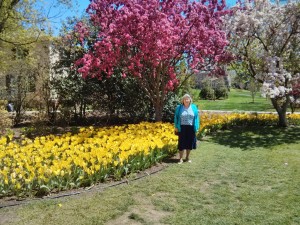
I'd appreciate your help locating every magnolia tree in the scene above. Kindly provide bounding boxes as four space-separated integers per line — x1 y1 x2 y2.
75 0 231 121
226 0 300 127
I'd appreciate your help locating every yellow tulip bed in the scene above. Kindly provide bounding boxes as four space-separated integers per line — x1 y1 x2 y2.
0 122 178 198
198 112 300 138
1 113 300 198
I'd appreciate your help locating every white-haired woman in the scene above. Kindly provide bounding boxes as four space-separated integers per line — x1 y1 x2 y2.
174 94 200 164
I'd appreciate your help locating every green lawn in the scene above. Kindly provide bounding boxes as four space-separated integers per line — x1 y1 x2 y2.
1 126 299 225
192 88 275 112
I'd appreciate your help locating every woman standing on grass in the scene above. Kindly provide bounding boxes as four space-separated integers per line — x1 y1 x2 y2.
174 94 200 164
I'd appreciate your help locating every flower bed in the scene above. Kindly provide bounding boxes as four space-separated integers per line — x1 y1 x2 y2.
1 112 300 198
0 122 177 197
198 112 300 138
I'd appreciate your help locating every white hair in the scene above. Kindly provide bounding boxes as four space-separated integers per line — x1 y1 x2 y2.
181 94 192 104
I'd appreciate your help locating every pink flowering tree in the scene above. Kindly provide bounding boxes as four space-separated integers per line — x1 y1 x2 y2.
226 0 300 127
75 0 231 121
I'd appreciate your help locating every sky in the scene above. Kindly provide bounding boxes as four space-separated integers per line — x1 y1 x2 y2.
49 0 238 36
48 0 90 35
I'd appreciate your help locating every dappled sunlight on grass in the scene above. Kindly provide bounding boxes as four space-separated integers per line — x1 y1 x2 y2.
208 126 300 150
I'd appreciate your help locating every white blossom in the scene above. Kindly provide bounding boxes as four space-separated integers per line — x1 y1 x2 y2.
227 0 300 104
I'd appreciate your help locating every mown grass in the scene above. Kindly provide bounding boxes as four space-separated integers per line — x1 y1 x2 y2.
1 126 299 225
192 88 276 112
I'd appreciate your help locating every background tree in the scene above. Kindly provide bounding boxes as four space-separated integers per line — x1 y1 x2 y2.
0 0 73 36
0 0 74 123
75 0 231 121
229 61 252 89
227 0 300 127
4 38 55 125
214 78 229 100
199 78 216 100
176 60 195 98
51 16 94 124
248 77 259 103
0 0 73 56
0 0 73 95
229 61 261 102
7 57 35 124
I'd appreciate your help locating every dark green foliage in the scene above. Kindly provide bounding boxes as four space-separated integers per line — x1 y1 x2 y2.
199 78 228 100
162 93 180 122
215 86 228 99
91 73 153 122
199 85 215 100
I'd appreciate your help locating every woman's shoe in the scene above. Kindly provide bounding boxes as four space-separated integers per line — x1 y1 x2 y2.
178 159 183 164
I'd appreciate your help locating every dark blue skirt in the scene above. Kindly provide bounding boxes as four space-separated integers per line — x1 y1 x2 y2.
178 125 197 151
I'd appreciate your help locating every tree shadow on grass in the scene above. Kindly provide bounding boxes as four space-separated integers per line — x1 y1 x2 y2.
208 126 300 151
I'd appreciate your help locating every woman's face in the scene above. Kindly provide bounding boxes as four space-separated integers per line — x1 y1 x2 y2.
183 97 191 106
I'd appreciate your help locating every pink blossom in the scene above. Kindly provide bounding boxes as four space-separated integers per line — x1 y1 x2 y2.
74 0 232 121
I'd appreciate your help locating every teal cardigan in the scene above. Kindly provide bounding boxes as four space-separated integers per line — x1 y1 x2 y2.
174 104 200 132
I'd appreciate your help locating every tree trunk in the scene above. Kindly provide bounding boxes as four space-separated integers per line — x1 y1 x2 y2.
278 111 288 127
271 97 289 127
153 97 164 122
14 105 22 125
